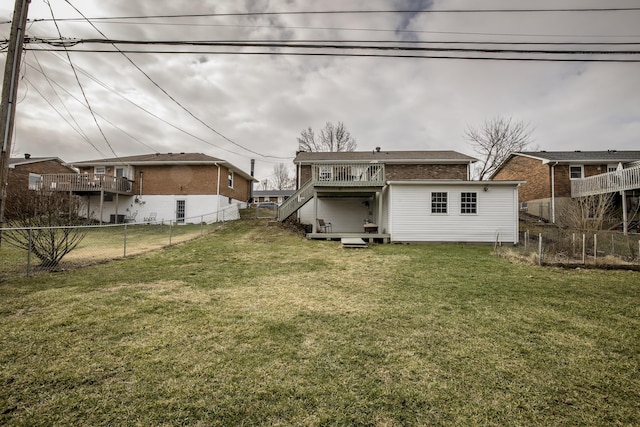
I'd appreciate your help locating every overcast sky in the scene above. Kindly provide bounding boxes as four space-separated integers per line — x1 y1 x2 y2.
2 0 639 184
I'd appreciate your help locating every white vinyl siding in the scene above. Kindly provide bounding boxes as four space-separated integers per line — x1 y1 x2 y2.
388 183 519 244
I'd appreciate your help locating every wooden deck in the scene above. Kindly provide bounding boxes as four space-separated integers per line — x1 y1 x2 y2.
39 173 134 195
571 165 640 197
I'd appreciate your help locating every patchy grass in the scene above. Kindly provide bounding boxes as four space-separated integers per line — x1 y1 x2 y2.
1 220 638 426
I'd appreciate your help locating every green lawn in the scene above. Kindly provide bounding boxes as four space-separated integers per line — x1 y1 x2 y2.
1 220 638 426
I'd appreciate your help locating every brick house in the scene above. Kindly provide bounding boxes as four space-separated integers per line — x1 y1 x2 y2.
41 153 255 224
492 151 640 222
278 149 523 244
251 190 295 206
5 155 77 219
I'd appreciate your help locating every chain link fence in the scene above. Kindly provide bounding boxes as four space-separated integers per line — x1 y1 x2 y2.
0 205 240 282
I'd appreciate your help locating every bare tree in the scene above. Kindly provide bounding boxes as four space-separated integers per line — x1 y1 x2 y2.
556 194 615 231
3 190 88 270
270 163 295 190
465 117 534 180
297 121 357 152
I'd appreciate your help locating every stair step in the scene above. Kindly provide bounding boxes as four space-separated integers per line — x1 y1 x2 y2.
341 238 368 248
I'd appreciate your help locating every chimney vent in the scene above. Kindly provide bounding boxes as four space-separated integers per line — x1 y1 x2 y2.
24 153 31 159
375 147 381 153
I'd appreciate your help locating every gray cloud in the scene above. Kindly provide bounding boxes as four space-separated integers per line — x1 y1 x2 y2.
2 0 639 182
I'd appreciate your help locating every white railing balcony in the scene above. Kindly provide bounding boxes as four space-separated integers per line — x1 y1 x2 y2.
38 173 134 195
311 163 385 187
571 165 640 197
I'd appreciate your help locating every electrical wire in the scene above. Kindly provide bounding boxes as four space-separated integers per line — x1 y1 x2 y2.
31 50 95 147
27 20 640 40
44 0 120 159
23 47 292 163
34 37 640 56
25 47 640 63
28 7 640 22
62 0 290 161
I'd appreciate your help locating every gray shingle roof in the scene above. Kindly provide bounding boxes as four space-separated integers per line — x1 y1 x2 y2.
71 152 225 165
294 150 477 163
517 151 640 163
69 153 255 181
9 157 63 166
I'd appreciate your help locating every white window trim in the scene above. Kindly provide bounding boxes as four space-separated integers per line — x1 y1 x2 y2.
569 165 584 180
228 170 234 188
460 192 478 215
430 192 448 215
28 173 41 190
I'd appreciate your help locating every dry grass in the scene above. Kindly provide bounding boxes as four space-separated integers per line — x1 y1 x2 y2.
1 219 639 426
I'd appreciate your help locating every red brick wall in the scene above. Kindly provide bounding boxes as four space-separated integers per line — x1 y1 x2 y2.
494 156 614 201
128 164 251 201
9 160 74 191
493 156 550 202
386 164 468 180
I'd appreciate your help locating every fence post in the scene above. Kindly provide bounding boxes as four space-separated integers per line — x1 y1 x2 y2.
611 233 615 256
538 233 543 266
524 230 528 251
169 222 173 246
27 228 32 277
594 234 597 265
123 224 127 257
582 234 586 265
201 216 204 236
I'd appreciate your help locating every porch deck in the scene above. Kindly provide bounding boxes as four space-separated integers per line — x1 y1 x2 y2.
306 232 390 243
39 173 134 195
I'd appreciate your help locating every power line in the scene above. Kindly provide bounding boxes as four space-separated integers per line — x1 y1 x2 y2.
61 0 290 161
26 48 640 63
25 48 290 163
34 38 640 56
27 7 640 23
27 20 640 40
44 0 120 159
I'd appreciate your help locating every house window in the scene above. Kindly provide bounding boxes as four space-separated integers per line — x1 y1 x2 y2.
461 192 477 214
228 171 234 188
569 165 584 179
95 167 105 175
319 166 333 181
431 192 448 214
28 173 41 190
607 164 618 173
115 167 127 178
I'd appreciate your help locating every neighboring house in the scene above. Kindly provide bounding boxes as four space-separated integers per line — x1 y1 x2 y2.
40 153 255 224
5 154 77 218
251 189 295 206
492 150 640 222
278 149 523 244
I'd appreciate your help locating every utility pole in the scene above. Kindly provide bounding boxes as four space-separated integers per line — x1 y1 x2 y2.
0 0 31 226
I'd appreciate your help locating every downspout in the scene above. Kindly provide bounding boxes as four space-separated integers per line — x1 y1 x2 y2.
216 163 221 222
550 163 556 223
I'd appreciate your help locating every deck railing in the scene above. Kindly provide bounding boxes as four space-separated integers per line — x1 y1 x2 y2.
311 163 385 186
571 165 640 197
277 180 314 222
39 173 134 194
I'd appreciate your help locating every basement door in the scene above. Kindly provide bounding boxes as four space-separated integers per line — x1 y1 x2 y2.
176 199 186 223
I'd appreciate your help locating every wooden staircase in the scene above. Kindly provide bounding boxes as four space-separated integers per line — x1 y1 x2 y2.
277 180 315 222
